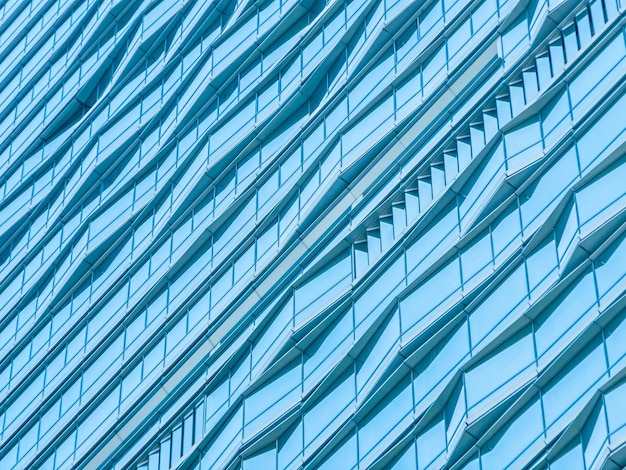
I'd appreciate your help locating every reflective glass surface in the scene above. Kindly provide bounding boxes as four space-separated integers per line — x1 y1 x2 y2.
0 0 625 468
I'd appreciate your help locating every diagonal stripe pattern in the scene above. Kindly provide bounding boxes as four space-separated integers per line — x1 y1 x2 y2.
0 0 626 468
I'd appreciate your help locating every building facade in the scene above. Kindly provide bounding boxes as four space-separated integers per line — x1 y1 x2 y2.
0 0 626 468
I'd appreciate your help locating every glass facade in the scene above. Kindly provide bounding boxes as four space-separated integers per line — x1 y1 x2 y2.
0 0 625 468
